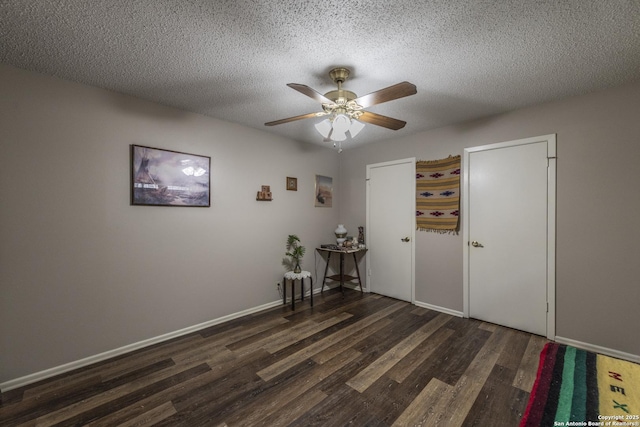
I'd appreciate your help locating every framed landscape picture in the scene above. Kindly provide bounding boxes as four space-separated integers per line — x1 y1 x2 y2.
314 175 333 207
131 145 210 207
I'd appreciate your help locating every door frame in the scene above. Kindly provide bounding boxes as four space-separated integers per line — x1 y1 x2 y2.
366 157 416 302
462 134 556 339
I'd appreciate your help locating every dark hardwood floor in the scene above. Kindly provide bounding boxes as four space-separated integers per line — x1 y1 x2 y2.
0 289 547 426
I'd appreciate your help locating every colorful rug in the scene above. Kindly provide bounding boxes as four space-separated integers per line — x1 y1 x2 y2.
520 342 640 427
416 155 461 233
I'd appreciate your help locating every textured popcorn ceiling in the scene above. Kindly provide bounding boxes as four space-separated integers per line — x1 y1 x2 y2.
1 0 639 148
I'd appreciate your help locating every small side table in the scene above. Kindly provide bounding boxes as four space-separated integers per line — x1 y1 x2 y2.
283 271 313 310
316 247 367 295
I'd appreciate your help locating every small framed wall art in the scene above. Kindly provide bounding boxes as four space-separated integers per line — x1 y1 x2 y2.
286 177 297 191
257 185 273 201
130 145 210 207
314 174 333 207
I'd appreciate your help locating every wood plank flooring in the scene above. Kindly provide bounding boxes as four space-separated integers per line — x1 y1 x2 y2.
0 290 548 426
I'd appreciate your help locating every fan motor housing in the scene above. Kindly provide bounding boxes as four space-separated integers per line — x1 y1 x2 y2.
324 89 358 103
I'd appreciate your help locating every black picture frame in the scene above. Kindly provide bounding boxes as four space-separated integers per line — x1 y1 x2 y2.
130 145 211 207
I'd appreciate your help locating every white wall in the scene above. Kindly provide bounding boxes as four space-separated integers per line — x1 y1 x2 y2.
0 64 340 385
340 81 640 357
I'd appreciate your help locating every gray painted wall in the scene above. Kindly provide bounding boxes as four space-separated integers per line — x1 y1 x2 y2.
339 81 640 356
1 63 638 387
0 64 340 384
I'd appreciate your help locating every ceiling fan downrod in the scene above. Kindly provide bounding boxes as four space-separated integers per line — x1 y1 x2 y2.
325 67 357 105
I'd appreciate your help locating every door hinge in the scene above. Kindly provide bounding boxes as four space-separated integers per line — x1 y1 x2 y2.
546 302 549 312
368 269 372 276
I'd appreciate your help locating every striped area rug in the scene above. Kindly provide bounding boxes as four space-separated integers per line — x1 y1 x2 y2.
416 155 461 233
520 342 640 427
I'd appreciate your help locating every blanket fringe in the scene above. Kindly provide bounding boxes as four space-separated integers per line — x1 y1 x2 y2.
416 227 459 235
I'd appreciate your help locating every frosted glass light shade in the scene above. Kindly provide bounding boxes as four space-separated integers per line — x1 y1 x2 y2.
331 130 347 141
332 114 350 133
315 115 366 143
349 119 365 137
315 119 332 138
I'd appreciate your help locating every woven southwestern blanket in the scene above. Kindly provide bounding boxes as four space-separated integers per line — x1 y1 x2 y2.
416 155 461 233
520 343 640 427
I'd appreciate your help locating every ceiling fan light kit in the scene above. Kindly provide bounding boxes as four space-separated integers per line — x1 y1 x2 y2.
315 114 365 139
265 67 417 150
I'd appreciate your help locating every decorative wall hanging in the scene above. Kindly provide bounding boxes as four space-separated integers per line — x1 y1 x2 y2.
416 155 461 233
286 177 297 191
257 185 273 201
130 145 210 207
314 175 333 207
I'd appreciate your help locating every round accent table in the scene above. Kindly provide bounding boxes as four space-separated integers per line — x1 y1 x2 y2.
283 271 313 310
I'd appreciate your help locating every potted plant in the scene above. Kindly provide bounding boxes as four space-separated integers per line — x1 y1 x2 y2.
285 234 306 273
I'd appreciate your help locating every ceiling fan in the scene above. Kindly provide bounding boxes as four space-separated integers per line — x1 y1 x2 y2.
265 67 417 143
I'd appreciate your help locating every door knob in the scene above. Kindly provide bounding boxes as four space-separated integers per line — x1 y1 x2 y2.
471 240 484 247
401 237 410 242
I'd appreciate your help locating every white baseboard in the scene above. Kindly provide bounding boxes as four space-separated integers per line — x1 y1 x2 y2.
321 282 366 292
281 282 365 301
413 300 464 317
554 336 640 364
9 300 636 393
283 286 335 301
0 299 284 393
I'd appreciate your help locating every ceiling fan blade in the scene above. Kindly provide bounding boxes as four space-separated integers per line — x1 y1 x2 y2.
265 112 321 126
354 82 417 108
287 83 334 104
358 111 407 130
